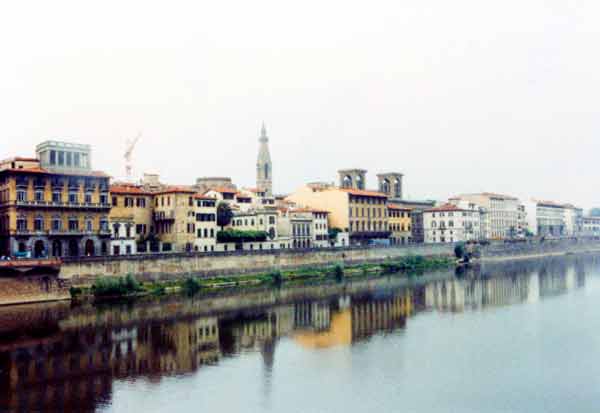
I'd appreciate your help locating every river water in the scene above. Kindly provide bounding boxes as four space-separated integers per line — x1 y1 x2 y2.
1 255 599 413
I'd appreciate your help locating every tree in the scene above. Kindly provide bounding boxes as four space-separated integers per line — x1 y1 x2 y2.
216 202 233 230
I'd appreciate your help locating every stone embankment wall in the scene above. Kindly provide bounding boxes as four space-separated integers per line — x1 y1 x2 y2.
0 275 70 306
59 239 600 287
479 239 600 260
61 244 453 287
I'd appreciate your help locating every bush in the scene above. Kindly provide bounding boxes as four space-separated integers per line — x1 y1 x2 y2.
217 229 268 243
268 270 283 286
69 286 83 298
334 264 344 281
454 243 465 259
92 275 143 297
182 277 202 295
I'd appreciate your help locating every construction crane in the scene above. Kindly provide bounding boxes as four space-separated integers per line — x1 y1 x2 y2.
124 132 142 179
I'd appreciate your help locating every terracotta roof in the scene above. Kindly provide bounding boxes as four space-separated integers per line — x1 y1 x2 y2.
0 167 109 178
425 203 468 213
110 185 152 195
339 188 388 198
0 157 39 163
206 186 237 194
154 186 195 195
193 193 217 200
291 207 330 214
388 204 413 211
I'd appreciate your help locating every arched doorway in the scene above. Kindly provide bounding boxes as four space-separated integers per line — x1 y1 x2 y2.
34 240 46 258
52 240 62 257
84 240 95 256
68 240 79 257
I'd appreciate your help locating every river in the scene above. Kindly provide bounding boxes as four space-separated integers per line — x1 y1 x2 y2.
1 255 599 412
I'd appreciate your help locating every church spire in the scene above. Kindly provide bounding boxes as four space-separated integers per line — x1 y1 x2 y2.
256 123 273 196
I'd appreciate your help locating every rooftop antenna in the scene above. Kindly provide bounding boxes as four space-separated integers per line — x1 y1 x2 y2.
124 131 142 179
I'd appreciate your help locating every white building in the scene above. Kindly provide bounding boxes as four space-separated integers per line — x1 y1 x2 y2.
193 194 218 252
109 218 136 255
449 193 520 239
582 216 600 236
523 200 582 237
423 203 482 244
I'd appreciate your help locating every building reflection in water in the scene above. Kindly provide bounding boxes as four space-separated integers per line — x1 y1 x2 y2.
0 255 596 412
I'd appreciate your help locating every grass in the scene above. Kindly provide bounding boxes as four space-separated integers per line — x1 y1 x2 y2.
75 255 455 300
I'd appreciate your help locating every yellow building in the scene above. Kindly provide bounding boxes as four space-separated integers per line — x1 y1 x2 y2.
387 204 412 245
109 184 154 254
0 148 111 258
153 187 197 252
286 183 390 245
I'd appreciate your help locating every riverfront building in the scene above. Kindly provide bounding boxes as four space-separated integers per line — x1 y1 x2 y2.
287 170 391 246
423 203 481 244
0 141 111 258
449 193 521 239
387 204 412 245
109 184 154 255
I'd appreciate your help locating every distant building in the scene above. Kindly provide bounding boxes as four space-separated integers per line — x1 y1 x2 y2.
524 200 583 237
193 194 217 253
153 187 196 252
582 216 600 236
256 123 273 196
387 199 435 244
450 193 521 239
0 141 111 258
287 175 390 246
387 204 412 245
109 184 153 254
423 203 481 243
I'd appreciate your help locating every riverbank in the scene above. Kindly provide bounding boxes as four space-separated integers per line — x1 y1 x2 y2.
72 255 455 301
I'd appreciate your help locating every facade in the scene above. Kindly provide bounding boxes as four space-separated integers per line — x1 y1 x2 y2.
193 194 217 252
380 199 434 244
109 184 153 253
524 200 583 237
423 203 481 244
230 209 278 240
287 181 389 246
387 204 412 245
0 143 111 258
153 187 196 252
582 216 600 236
450 193 520 239
256 123 273 196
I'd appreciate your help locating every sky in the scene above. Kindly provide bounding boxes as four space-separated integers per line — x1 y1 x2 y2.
0 0 598 209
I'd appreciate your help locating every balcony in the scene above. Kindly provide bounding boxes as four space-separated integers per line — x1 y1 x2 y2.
13 200 111 210
154 211 176 221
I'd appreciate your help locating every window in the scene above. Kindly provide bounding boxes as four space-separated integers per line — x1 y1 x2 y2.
52 192 62 203
68 218 79 231
100 194 108 205
86 219 93 232
136 198 146 208
112 196 118 207
34 216 44 231
269 216 275 225
58 151 65 165
84 193 92 204
50 150 56 165
69 193 78 204
74 152 80 167
66 152 72 166
17 190 27 202
17 217 27 231
35 191 44 202
52 218 62 231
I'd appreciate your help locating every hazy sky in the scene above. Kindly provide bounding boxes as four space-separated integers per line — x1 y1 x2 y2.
1 1 598 208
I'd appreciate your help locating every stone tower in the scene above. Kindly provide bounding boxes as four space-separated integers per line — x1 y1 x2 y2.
377 172 403 199
338 169 367 190
256 123 273 196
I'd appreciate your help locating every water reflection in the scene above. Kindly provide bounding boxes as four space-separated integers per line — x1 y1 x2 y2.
0 255 597 412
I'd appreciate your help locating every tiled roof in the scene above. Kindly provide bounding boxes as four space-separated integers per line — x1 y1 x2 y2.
154 186 195 195
339 188 388 198
387 203 413 211
1 167 109 178
110 185 151 195
193 193 217 200
424 203 468 213
207 186 238 194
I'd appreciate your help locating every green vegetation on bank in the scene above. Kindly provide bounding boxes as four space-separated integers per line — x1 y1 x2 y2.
71 254 454 300
217 229 270 243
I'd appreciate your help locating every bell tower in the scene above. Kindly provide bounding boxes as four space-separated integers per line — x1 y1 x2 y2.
256 123 273 196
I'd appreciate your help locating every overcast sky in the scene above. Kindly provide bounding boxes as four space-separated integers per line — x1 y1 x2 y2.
0 1 598 209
